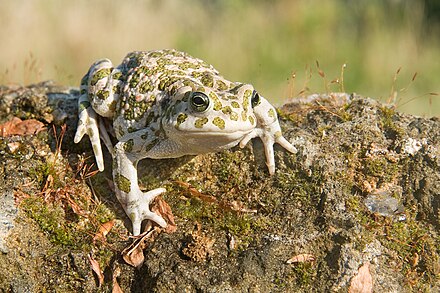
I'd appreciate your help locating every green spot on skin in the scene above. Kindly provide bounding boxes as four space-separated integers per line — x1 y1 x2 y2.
97 90 110 100
90 68 112 86
191 71 203 78
92 144 100 155
159 76 179 91
123 139 134 152
115 173 131 193
243 89 252 111
129 74 141 88
222 106 232 115
194 117 209 128
201 73 214 87
241 111 247 121
113 84 121 95
183 80 196 90
139 81 153 93
180 62 200 70
176 113 188 128
148 51 164 58
210 92 222 111
156 58 173 66
222 106 238 121
248 115 255 125
118 126 125 137
216 79 228 91
113 71 123 80
274 131 282 138
231 101 240 108
109 100 117 111
268 108 276 118
212 117 225 130
145 111 156 126
78 101 91 112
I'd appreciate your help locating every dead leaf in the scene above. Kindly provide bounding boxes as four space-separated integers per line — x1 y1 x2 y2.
182 223 215 262
112 266 123 293
122 227 160 268
286 254 316 264
176 181 256 214
14 189 31 205
0 117 45 137
42 174 54 193
175 180 217 203
88 253 104 287
349 262 373 293
93 220 115 244
151 196 177 233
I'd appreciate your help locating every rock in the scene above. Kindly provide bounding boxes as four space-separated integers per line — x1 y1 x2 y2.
0 83 438 292
0 191 17 253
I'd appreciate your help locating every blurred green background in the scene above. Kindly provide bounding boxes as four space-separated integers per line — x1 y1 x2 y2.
1 0 439 116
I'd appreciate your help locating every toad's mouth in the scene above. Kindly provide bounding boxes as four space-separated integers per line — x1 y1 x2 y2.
167 128 255 145
181 129 253 136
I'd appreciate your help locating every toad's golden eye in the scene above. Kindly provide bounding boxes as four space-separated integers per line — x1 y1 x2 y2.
189 92 210 112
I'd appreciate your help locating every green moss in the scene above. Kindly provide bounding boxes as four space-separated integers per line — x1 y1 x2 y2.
222 212 252 235
174 190 264 250
94 202 116 224
379 106 405 138
28 157 64 190
346 195 440 289
317 125 332 136
95 246 114 270
362 157 400 182
291 263 316 287
176 197 218 223
378 213 439 288
335 104 353 122
22 196 76 246
21 194 119 282
275 167 324 206
211 149 250 192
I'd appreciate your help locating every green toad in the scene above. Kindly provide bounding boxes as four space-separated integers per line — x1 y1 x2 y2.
74 49 297 235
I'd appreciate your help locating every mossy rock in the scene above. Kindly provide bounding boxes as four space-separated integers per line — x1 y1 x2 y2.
0 84 439 292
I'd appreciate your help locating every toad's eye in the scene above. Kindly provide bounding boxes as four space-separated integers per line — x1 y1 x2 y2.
189 92 210 112
251 90 260 108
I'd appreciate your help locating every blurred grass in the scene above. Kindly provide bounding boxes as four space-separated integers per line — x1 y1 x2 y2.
0 0 439 116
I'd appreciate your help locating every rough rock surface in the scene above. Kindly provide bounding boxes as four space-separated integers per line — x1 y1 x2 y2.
0 82 438 292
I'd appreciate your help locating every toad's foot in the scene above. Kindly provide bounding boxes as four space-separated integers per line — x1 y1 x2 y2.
74 100 106 171
239 98 297 175
125 187 167 236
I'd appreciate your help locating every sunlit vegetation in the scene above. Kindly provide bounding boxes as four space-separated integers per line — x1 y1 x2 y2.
0 0 439 115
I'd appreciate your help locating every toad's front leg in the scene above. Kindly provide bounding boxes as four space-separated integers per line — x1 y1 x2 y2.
113 132 167 235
